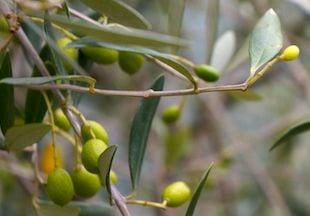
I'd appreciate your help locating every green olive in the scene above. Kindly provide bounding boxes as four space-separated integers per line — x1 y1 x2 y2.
81 46 118 64
161 105 181 124
71 166 101 198
194 64 220 82
81 120 109 144
162 181 191 207
46 168 74 206
53 108 71 131
118 51 144 75
56 37 78 71
81 139 108 173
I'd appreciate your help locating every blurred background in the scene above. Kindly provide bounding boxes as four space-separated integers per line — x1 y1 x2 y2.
0 0 309 215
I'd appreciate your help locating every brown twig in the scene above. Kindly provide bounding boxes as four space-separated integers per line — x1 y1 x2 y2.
19 83 248 98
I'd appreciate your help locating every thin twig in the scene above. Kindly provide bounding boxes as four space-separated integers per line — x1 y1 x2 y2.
20 83 248 98
68 8 104 28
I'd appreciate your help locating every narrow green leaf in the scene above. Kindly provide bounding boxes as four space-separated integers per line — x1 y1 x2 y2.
37 202 80 216
225 37 249 73
38 200 114 216
25 46 55 124
27 12 188 48
5 123 51 151
63 0 71 19
129 75 165 189
205 0 219 64
0 51 14 135
0 75 96 87
71 202 114 216
98 145 117 201
23 18 87 75
211 31 236 72
81 0 151 29
249 9 283 76
168 0 186 54
186 163 214 216
44 12 67 75
270 120 310 151
70 38 196 87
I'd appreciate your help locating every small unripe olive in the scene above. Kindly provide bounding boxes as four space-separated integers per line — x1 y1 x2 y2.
71 166 101 198
162 181 191 207
110 170 118 184
0 15 9 33
194 64 220 82
81 120 109 144
81 46 118 65
46 168 74 206
281 45 300 61
118 51 144 75
56 37 78 71
53 108 71 131
81 139 108 173
161 105 181 124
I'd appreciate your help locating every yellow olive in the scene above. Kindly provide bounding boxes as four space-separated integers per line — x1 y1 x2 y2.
162 181 191 207
40 143 63 175
280 45 300 61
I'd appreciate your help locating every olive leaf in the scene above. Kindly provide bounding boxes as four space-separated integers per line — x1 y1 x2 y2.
205 0 220 64
98 145 118 201
43 12 67 75
249 9 283 76
37 200 114 216
81 0 151 29
4 123 51 151
23 18 87 75
211 31 236 72
168 0 186 54
0 75 96 87
0 50 14 135
185 163 214 216
24 46 55 124
129 75 165 189
36 202 80 216
270 120 310 151
225 37 249 73
26 12 188 48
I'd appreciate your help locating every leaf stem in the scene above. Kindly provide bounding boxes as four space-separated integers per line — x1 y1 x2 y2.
126 199 167 210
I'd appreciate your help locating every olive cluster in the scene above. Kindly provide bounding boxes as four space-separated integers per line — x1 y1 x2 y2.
45 109 117 206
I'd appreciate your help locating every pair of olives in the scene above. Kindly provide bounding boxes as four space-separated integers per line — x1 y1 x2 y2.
46 167 118 206
57 37 144 75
